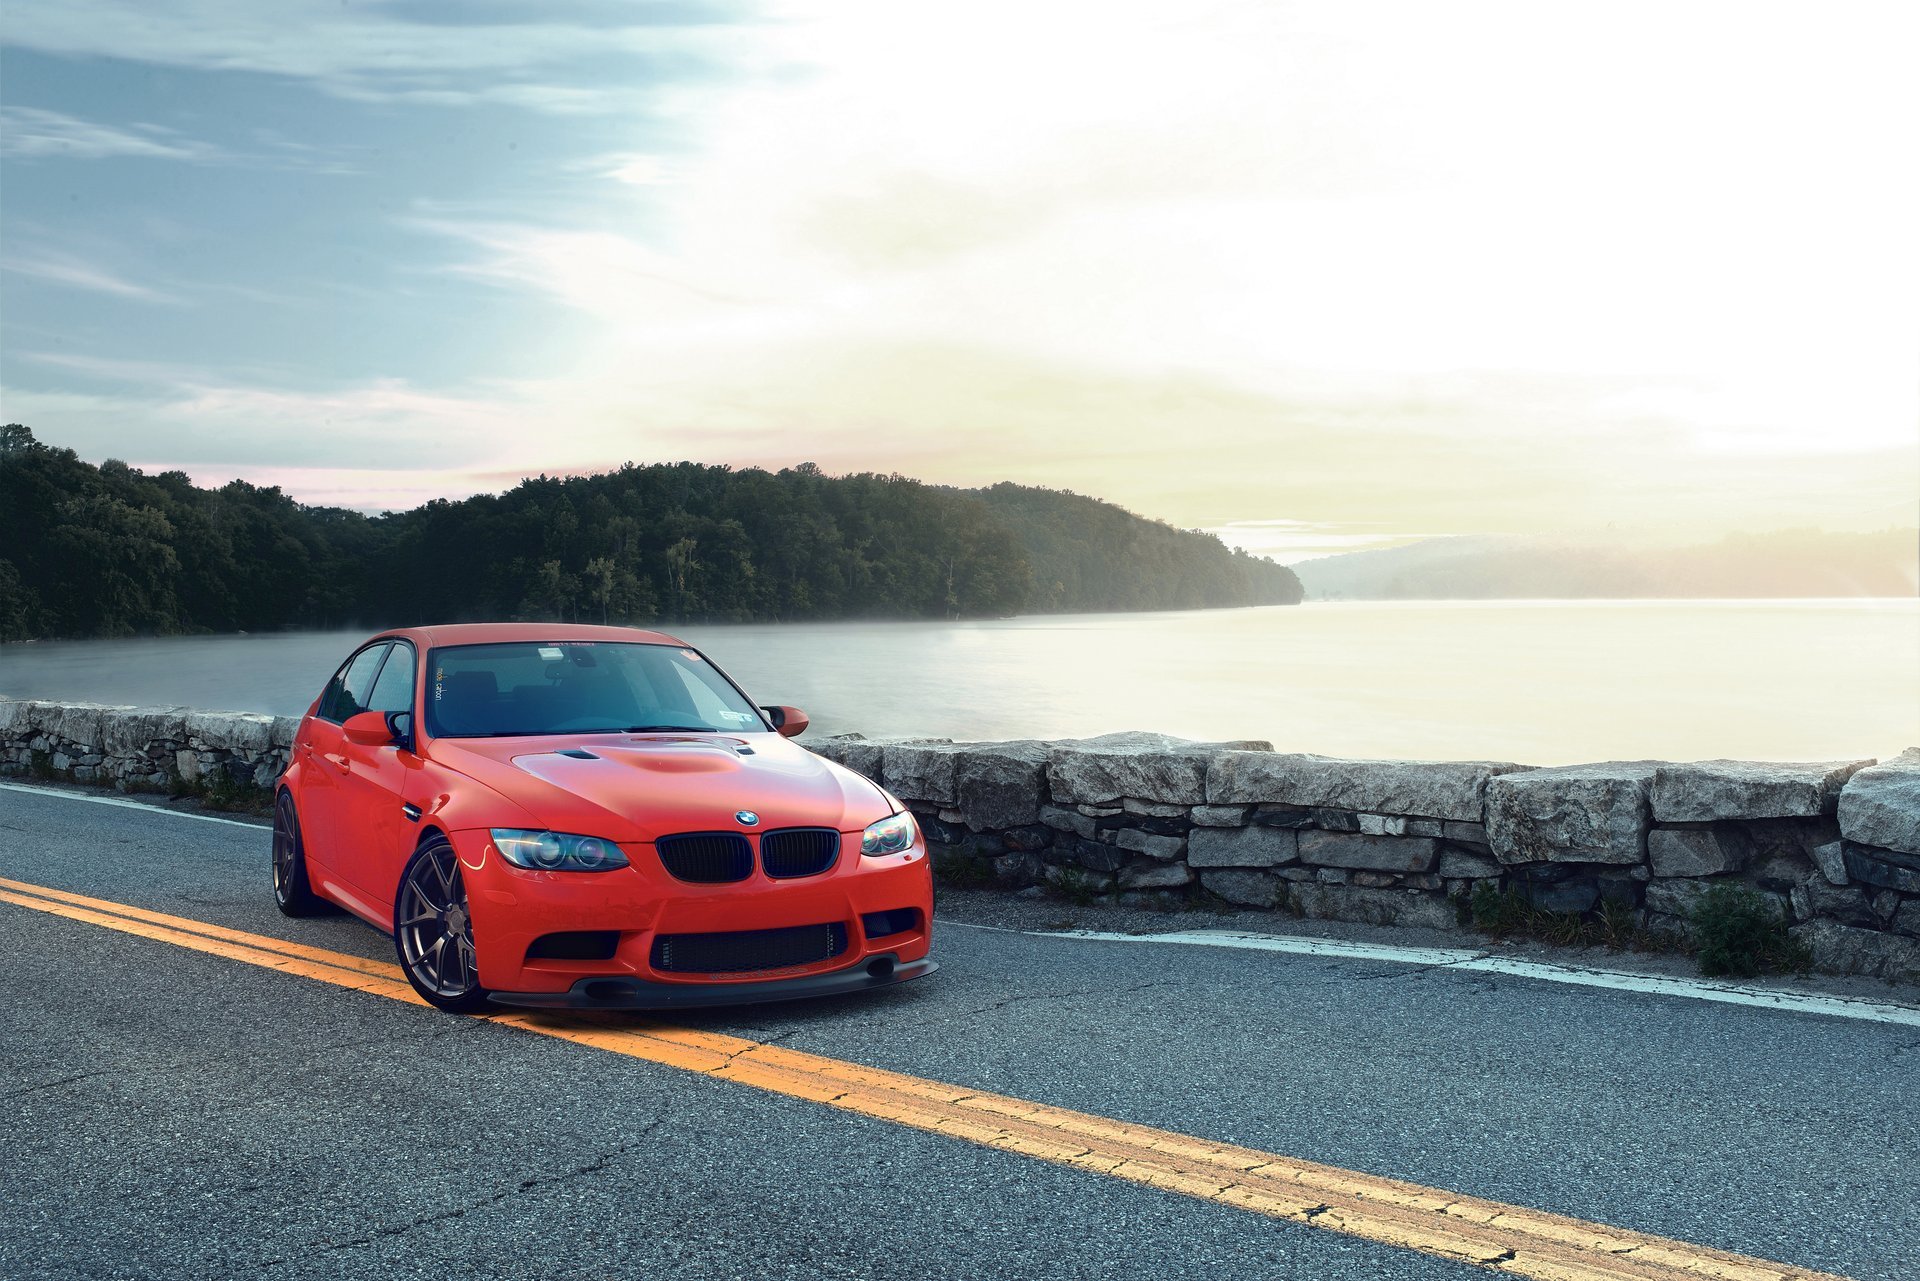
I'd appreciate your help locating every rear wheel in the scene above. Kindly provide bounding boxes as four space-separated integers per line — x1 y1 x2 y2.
395 836 492 1013
271 792 328 917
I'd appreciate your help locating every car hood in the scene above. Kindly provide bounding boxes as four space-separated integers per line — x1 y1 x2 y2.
427 732 892 844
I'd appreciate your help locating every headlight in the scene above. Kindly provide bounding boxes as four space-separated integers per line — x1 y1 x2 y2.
491 829 628 872
861 812 916 857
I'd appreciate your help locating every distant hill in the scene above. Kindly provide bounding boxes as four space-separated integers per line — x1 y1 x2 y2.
0 424 1299 641
974 483 1303 613
1292 530 1918 600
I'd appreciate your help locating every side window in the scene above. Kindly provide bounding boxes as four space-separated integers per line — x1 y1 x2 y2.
318 644 391 723
366 643 416 715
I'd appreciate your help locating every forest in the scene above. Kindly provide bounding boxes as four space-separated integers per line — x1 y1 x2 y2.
0 425 1302 641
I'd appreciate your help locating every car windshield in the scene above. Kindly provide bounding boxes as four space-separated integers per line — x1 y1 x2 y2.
424 641 767 739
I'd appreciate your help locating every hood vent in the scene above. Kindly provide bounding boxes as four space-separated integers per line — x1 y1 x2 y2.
556 748 599 760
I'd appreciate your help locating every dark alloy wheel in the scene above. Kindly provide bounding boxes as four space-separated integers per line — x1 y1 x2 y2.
272 792 328 917
395 836 493 1013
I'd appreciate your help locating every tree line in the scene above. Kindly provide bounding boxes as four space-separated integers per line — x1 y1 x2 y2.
0 424 1302 640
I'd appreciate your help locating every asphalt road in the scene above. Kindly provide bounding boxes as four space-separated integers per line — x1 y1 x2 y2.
1 783 1915 1281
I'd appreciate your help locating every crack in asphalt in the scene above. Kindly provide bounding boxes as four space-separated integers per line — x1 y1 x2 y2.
0 1069 119 1101
1292 953 1497 985
944 977 1181 1021
294 1115 669 1258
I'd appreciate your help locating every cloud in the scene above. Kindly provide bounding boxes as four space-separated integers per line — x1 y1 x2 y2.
8 0 1916 543
0 106 226 162
0 1 763 115
0 251 182 303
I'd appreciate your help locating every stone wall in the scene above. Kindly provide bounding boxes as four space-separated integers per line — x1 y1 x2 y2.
3 698 1915 983
0 700 296 794
810 732 1920 985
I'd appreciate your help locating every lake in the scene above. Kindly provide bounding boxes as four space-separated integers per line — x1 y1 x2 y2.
1 600 1913 766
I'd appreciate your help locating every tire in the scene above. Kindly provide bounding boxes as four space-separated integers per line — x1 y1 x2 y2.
272 791 329 917
394 835 493 1013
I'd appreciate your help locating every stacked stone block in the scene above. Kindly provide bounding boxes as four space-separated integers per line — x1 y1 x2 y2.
809 730 1919 984
0 699 296 795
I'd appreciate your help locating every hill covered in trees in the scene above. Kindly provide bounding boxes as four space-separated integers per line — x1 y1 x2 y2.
0 425 1301 641
1291 531 1918 599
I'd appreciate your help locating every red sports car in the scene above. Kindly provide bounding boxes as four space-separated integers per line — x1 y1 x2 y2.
272 623 935 1012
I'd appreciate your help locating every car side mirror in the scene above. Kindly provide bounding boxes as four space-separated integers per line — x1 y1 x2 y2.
343 710 397 746
764 705 809 738
386 710 414 750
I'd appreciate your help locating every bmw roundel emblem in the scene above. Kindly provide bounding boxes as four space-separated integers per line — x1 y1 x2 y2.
735 810 760 827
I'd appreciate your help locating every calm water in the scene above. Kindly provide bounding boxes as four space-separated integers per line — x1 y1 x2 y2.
1 601 1913 765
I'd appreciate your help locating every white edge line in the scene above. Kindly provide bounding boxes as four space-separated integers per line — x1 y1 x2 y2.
942 921 1920 1028
0 780 265 829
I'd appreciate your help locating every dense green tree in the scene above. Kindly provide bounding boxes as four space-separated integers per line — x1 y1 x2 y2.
0 425 1301 640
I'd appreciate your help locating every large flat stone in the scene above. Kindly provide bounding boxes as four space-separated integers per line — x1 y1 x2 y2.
878 740 965 806
1187 825 1298 868
1290 883 1462 932
1038 804 1098 840
0 700 28 735
1484 762 1658 865
47 702 113 750
807 734 886 781
1207 752 1528 822
953 741 1048 829
183 710 276 755
97 706 187 755
1437 845 1503 879
1114 828 1185 860
1651 758 1870 821
1644 878 1717 919
1647 826 1750 877
1047 731 1269 806
1296 830 1438 873
1198 868 1283 908
1117 860 1192 890
1841 843 1920 894
1837 747 1920 856
1789 876 1878 929
1789 919 1920 984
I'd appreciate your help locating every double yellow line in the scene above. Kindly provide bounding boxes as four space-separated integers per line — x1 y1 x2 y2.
0 874 1850 1281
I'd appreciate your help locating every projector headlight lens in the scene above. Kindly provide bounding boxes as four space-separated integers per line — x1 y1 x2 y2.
860 812 917 857
491 829 629 872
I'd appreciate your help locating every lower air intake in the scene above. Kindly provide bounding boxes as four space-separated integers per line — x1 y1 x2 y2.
651 922 849 974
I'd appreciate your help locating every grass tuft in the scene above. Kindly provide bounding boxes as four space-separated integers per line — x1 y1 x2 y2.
1462 884 1676 955
1689 884 1809 978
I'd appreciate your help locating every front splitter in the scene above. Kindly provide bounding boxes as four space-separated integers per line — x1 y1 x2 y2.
489 955 937 1011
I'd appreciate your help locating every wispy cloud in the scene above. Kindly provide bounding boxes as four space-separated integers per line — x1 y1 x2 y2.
0 106 224 162
1 1 760 116
0 250 183 303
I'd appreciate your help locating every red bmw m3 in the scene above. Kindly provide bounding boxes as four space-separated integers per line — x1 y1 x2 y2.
272 623 934 1013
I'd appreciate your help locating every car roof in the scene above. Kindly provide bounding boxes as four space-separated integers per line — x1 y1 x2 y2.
373 622 690 649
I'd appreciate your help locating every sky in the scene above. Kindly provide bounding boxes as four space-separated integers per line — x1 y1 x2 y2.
1 0 1916 562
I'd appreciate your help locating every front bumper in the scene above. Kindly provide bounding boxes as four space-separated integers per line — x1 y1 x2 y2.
449 826 935 995
491 953 937 1010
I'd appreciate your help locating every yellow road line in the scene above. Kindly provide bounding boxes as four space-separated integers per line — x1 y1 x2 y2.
0 876 1852 1281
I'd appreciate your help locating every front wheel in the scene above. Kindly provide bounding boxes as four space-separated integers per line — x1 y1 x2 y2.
272 792 328 917
394 836 493 1013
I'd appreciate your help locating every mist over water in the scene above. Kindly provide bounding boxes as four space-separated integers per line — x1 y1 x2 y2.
1 600 1913 766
